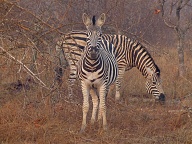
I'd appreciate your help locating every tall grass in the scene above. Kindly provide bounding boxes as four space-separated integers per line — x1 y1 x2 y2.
0 47 192 143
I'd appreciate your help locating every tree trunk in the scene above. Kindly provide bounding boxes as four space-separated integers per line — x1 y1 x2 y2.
177 33 185 76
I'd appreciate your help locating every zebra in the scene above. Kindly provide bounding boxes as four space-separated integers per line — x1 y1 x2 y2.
56 20 165 102
77 13 118 132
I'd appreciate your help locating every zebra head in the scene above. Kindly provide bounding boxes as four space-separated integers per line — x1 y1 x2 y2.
82 13 106 59
145 66 165 102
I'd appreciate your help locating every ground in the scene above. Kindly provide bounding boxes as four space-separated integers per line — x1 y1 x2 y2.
0 48 192 144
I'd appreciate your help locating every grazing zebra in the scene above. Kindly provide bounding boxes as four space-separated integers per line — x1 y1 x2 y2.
77 13 118 132
56 21 165 102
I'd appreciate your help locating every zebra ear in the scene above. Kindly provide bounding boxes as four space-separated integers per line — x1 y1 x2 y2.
96 13 106 27
146 66 154 79
82 13 92 27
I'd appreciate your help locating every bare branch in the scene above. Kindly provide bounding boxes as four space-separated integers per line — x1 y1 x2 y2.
158 0 165 17
163 18 177 29
176 0 182 23
186 3 192 7
181 0 190 8
0 46 49 89
1 4 14 20
4 1 63 35
184 17 192 33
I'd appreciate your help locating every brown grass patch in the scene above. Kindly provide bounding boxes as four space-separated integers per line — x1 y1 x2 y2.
0 48 192 143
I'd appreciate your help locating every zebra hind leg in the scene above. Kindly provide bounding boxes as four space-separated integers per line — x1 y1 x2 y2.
51 67 64 103
53 66 63 87
115 80 121 101
68 78 75 102
115 69 125 101
67 67 77 102
80 81 90 133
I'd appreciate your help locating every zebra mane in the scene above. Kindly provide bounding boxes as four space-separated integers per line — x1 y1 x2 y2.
155 64 160 76
92 16 96 25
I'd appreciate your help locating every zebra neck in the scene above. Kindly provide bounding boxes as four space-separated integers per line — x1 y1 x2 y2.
83 56 102 73
130 43 156 78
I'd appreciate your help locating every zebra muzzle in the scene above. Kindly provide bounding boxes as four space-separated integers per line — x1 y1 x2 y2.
159 93 165 101
89 47 98 59
155 93 165 105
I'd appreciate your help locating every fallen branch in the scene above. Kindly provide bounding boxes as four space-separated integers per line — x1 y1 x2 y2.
0 46 49 89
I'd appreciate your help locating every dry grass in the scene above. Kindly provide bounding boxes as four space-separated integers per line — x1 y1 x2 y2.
0 48 192 144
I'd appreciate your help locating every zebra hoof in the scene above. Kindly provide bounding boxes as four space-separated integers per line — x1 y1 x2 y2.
159 93 165 101
98 125 108 135
90 119 95 125
103 125 108 131
79 126 86 133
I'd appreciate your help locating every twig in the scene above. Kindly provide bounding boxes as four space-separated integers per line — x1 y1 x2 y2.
4 1 64 35
80 136 98 143
17 47 29 73
0 46 49 89
181 76 192 85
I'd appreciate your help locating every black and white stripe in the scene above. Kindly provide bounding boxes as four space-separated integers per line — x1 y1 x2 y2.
56 20 165 102
77 13 118 132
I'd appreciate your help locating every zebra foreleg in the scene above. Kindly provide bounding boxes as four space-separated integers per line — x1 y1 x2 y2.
80 81 90 133
90 89 99 124
98 85 107 131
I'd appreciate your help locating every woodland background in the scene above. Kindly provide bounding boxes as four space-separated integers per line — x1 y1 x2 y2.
0 0 192 143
